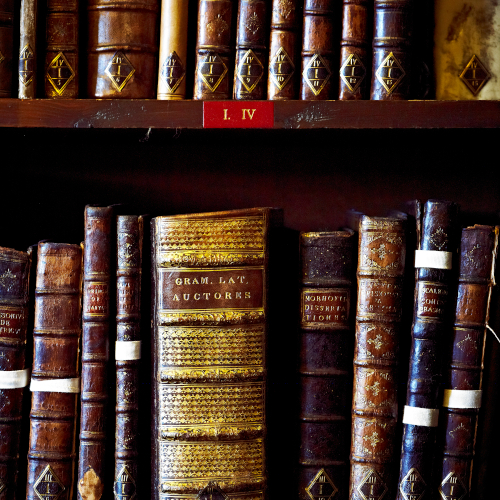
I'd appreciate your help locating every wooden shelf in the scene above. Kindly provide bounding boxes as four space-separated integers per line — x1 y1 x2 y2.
0 99 498 129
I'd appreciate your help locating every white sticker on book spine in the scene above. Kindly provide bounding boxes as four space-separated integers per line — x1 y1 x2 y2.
0 368 30 389
443 389 482 409
115 341 141 360
402 405 439 427
30 377 81 393
415 250 452 269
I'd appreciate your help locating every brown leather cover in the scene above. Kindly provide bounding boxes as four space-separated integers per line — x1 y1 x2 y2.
339 0 371 100
86 0 159 98
233 0 268 100
436 225 499 499
0 0 16 97
267 0 301 100
27 243 83 500
193 0 234 100
44 0 78 98
397 200 460 500
0 246 31 500
349 216 406 500
18 0 38 98
298 231 356 500
300 0 341 100
114 216 143 500
78 206 114 500
370 0 414 100
151 208 282 500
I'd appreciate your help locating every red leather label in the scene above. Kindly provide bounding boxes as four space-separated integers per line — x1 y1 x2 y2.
203 101 274 128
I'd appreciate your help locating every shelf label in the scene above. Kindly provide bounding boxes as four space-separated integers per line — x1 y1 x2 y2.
203 101 274 128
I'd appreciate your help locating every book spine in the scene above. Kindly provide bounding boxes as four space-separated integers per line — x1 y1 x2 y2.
157 0 189 100
151 208 278 500
0 0 16 97
298 231 356 500
300 0 341 100
370 0 414 100
436 225 499 498
78 206 113 500
44 0 78 98
338 0 371 100
349 216 406 500
233 0 268 100
18 0 37 98
114 216 143 500
193 0 234 100
26 243 83 500
267 0 301 100
397 200 460 500
0 246 31 500
86 0 159 98
434 0 500 100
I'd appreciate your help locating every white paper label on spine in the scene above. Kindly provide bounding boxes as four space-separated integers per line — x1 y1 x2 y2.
443 389 482 409
402 405 440 427
115 341 141 360
415 250 452 269
0 368 30 389
30 377 81 393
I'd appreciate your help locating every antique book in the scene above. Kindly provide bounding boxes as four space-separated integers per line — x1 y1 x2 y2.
151 207 282 500
300 0 341 100
298 231 356 500
26 243 83 500
435 225 499 499
233 0 268 100
87 0 159 98
267 0 301 100
114 216 143 500
78 206 114 500
18 0 38 98
370 0 414 100
193 0 234 100
0 246 32 500
434 0 500 100
339 0 371 100
396 200 460 500
349 216 406 500
0 0 16 97
44 0 78 98
157 0 189 100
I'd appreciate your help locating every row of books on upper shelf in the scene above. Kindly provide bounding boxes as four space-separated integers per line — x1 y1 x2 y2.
0 202 499 500
0 0 498 101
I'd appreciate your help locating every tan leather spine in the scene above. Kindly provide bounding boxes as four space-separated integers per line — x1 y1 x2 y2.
26 243 83 500
18 0 37 98
157 0 189 100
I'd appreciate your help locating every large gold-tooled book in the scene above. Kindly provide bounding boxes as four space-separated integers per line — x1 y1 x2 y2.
151 208 282 500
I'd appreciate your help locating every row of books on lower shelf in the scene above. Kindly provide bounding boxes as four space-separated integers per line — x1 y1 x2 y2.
0 202 498 500
2 0 498 100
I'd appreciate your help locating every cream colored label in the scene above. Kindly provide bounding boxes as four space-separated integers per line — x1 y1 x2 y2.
30 377 81 393
0 368 29 388
115 340 141 360
442 389 482 409
414 250 452 269
402 405 439 427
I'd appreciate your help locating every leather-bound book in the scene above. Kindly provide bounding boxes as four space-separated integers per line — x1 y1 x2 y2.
434 0 500 100
396 200 460 500
18 0 38 98
0 0 17 97
233 0 268 100
267 0 301 100
0 246 32 500
300 0 341 100
87 0 159 98
157 0 189 99
338 0 371 100
78 206 114 500
298 231 356 500
27 243 83 500
370 0 414 100
436 225 499 499
193 0 234 100
349 216 406 500
44 0 78 98
114 216 143 500
151 207 282 500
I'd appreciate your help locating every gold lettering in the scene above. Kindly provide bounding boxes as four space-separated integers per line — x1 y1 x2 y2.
242 109 256 120
223 108 230 120
225 292 231 299
173 294 180 301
